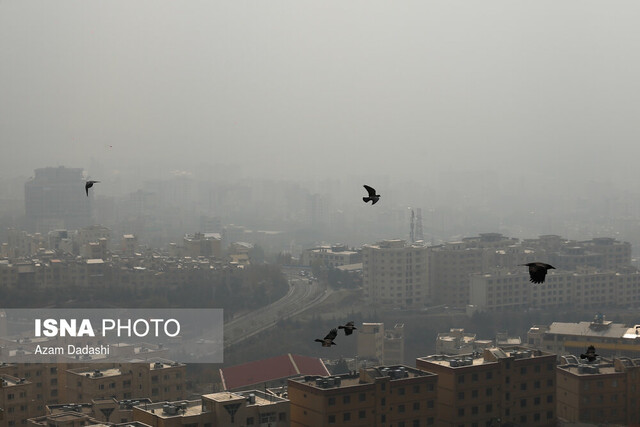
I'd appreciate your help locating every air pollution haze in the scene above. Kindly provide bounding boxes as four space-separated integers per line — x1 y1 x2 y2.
1 1 640 189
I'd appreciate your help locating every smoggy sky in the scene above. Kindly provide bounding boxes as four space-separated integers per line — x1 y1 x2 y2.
1 1 640 188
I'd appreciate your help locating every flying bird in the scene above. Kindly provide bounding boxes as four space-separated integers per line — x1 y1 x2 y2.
85 180 100 196
520 262 555 284
315 328 338 347
338 321 357 336
580 345 598 362
363 185 380 205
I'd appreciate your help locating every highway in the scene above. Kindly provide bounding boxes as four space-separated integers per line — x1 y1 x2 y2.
223 267 332 348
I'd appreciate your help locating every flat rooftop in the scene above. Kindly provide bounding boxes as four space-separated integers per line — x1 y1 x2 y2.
290 365 433 390
70 367 122 378
135 400 204 418
419 347 552 368
204 390 287 406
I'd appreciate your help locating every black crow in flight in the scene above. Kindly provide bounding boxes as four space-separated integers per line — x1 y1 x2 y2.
520 262 555 284
315 328 338 347
580 345 598 362
85 180 100 196
363 185 380 205
338 321 357 336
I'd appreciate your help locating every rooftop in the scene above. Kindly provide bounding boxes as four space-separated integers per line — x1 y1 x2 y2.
135 400 203 418
290 365 433 390
419 346 552 368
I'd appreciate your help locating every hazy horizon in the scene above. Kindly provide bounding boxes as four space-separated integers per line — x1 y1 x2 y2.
2 1 640 188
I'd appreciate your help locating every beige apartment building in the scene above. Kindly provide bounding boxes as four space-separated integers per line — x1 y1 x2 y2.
427 233 523 307
27 398 151 426
417 346 557 427
557 356 640 425
1 374 39 427
133 390 289 427
363 240 428 309
288 366 438 427
527 314 640 358
471 268 640 311
65 360 186 403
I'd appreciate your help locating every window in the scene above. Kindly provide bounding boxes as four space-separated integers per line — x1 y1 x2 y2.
547 411 554 419
343 412 351 422
246 418 254 426
486 387 492 396
399 387 405 395
426 418 433 426
458 392 465 400
458 375 465 384
534 380 540 389
547 363 554 371
413 402 420 410
472 389 478 398
472 406 478 415
359 410 365 419
547 378 553 387
520 367 527 374
547 395 553 403
381 414 386 423
534 413 540 421
486 371 493 380
427 400 434 408
458 408 464 417
381 397 386 406
328 415 336 424
416 420 423 427
520 399 527 408
520 415 527 423
534 397 540 405
472 373 478 381
279 413 286 421
486 404 492 412
535 365 541 373
359 393 366 402
381 383 386 391
343 395 351 404
413 385 420 393
520 383 527 391
399 404 405 413
328 397 335 406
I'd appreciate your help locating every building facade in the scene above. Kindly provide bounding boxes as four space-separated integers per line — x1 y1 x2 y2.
288 366 438 427
417 346 556 427
363 240 428 309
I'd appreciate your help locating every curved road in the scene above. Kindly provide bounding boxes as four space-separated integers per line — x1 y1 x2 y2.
223 267 333 348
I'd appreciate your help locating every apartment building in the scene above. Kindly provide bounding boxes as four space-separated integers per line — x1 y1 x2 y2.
0 374 39 427
556 356 640 425
133 390 289 427
527 314 640 358
435 329 494 356
416 347 556 427
301 245 361 268
26 398 152 426
0 363 62 412
65 360 186 403
288 365 438 427
427 233 524 307
470 267 640 311
363 240 428 309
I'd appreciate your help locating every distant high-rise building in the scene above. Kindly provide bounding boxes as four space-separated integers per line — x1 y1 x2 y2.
25 167 91 233
362 240 428 309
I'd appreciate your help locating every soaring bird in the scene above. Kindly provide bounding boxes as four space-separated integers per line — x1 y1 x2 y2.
85 180 100 196
363 185 380 205
338 321 357 336
520 262 555 284
315 328 338 347
580 345 598 362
